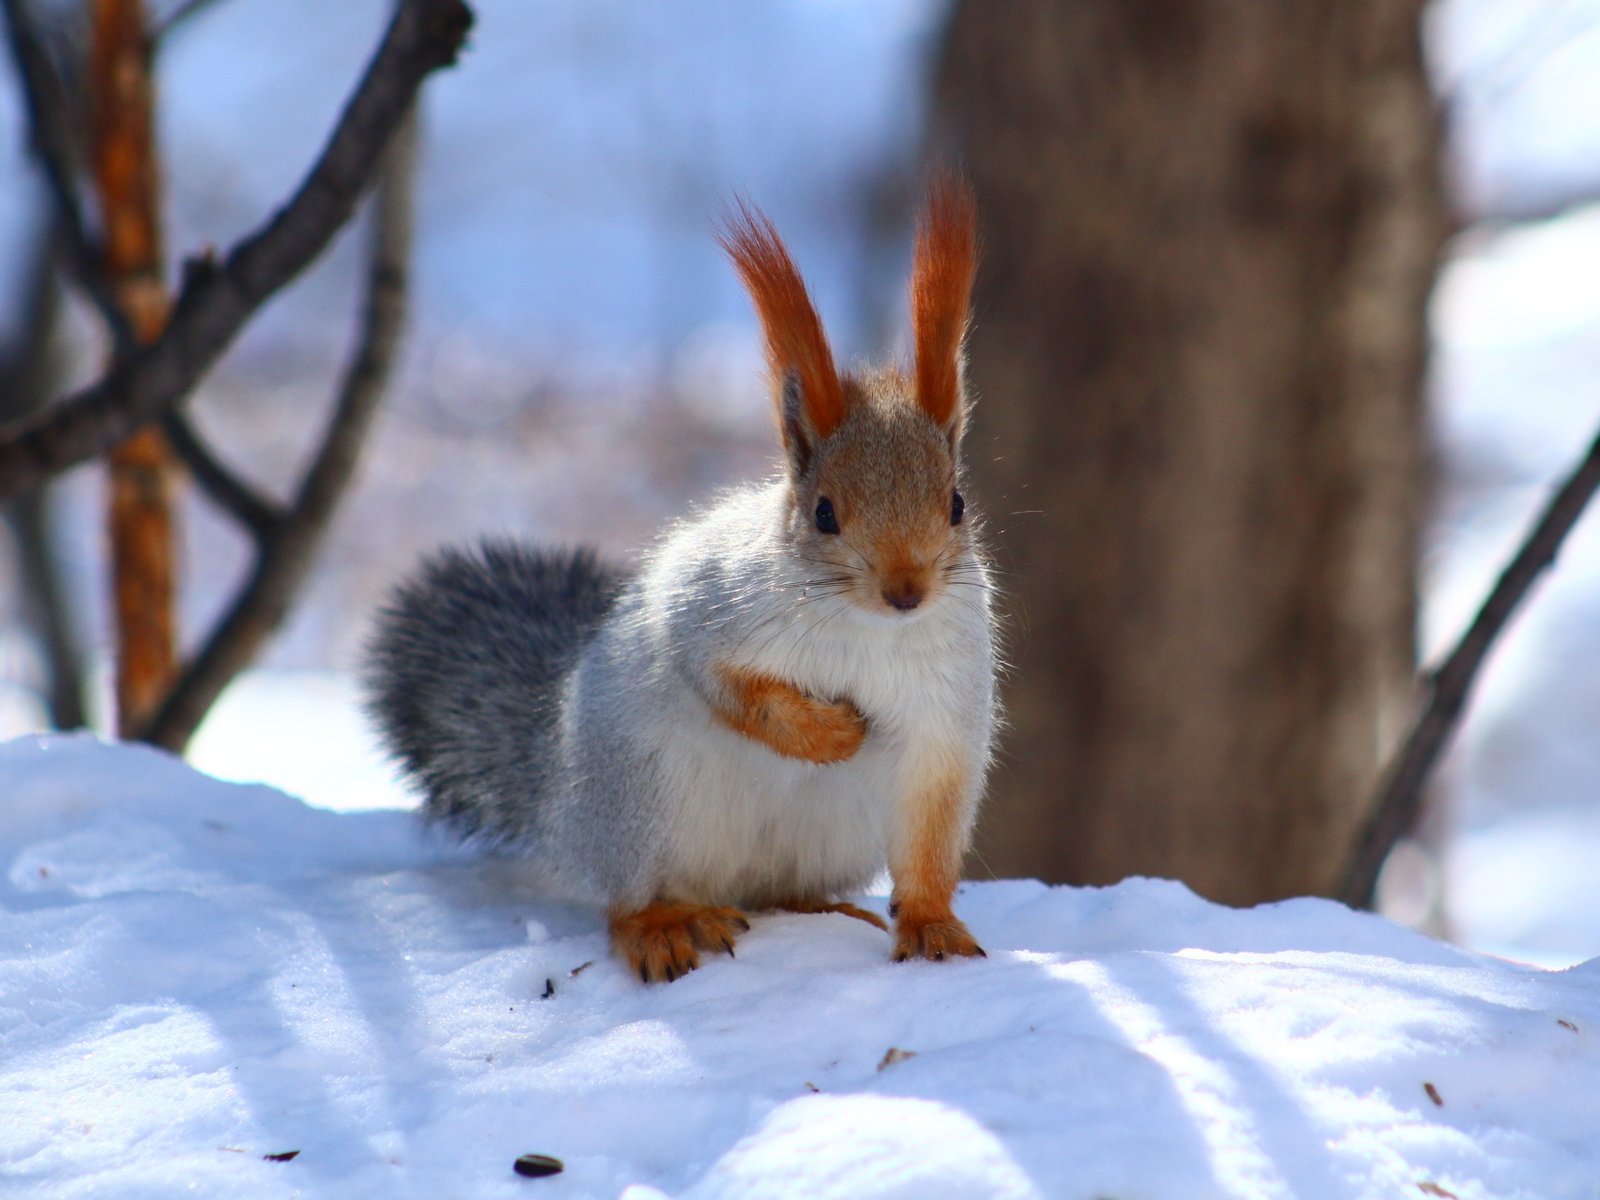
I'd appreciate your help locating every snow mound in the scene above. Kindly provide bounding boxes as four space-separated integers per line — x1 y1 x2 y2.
2 735 1596 1199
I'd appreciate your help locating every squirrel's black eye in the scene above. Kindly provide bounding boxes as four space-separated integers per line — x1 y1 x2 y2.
815 496 840 535
951 490 965 526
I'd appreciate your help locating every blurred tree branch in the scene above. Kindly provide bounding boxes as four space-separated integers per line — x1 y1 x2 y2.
1 208 87 728
1340 424 1600 908
160 410 280 541
0 0 472 506
142 110 418 751
0 0 133 352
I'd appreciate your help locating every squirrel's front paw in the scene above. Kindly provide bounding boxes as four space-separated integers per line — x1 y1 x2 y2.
892 913 985 963
609 901 750 983
713 663 867 764
803 697 868 764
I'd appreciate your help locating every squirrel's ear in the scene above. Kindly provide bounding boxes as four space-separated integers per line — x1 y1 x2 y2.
778 369 815 478
910 173 978 449
719 201 847 474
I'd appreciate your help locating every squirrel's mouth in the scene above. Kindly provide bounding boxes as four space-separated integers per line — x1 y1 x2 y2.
843 585 941 624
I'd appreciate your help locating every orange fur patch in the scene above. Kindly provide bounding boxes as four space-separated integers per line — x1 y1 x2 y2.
910 174 979 431
773 898 890 932
712 662 867 765
891 760 984 962
609 901 749 983
719 202 848 438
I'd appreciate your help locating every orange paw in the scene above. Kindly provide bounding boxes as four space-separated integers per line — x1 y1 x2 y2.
892 913 985 963
801 697 869 764
713 663 867 764
610 902 749 983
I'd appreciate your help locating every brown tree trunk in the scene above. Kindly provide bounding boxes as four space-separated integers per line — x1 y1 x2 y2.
91 0 178 735
935 1 1448 904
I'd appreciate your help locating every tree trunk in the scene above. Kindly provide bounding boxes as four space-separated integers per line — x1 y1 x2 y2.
935 0 1448 904
92 0 178 736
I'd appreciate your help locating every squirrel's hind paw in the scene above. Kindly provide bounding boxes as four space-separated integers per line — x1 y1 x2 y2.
609 902 749 984
891 914 985 964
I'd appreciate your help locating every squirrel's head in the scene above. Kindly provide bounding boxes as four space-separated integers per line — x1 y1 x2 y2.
721 176 979 619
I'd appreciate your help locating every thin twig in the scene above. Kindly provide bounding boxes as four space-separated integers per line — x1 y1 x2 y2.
141 107 418 752
161 409 284 541
0 0 133 351
1339 422 1600 908
0 0 472 505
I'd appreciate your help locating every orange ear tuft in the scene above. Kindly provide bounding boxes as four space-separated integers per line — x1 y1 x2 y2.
719 202 848 440
910 174 978 430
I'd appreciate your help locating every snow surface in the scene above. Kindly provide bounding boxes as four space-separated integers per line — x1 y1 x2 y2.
5 735 1599 1200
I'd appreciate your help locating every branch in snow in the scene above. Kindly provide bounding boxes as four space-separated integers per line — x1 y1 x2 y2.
140 109 418 753
0 0 472 506
1339 422 1600 908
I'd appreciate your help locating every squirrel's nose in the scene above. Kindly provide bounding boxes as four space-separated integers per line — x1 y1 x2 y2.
883 584 925 612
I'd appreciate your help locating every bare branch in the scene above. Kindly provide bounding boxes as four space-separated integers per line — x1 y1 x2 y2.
1339 422 1600 908
287 112 414 532
1 0 132 350
0 0 472 505
141 108 418 752
161 409 283 541
2 208 87 728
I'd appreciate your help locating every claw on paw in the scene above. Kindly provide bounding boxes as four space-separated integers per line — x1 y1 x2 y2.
610 901 748 984
892 914 984 963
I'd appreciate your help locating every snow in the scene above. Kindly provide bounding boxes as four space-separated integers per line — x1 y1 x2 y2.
185 670 400 814
5 735 1600 1199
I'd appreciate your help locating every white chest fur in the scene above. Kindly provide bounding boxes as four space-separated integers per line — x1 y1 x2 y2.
654 582 993 907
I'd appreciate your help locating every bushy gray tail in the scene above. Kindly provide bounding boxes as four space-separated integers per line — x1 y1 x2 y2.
363 541 625 847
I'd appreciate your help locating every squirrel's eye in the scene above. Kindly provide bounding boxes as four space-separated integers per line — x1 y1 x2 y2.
951 490 965 526
814 496 840 535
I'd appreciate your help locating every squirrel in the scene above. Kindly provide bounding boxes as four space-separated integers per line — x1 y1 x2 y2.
363 177 997 983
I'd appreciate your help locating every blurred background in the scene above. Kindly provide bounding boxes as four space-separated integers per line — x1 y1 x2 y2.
3 0 1600 967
